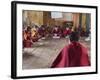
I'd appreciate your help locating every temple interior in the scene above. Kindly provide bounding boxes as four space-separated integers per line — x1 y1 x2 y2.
22 10 91 69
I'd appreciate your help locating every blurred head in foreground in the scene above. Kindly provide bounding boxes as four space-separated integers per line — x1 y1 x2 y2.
69 31 80 42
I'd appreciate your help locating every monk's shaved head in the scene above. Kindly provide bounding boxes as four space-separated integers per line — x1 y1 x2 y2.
69 31 80 42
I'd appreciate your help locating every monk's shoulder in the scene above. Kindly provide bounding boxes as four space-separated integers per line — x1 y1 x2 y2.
79 43 88 54
62 44 71 51
80 43 88 50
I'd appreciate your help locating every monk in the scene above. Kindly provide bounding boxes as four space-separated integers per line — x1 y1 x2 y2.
23 26 32 48
63 27 72 37
38 25 46 38
51 31 90 68
52 26 62 38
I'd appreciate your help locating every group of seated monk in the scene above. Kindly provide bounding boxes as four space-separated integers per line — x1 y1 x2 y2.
51 25 72 38
23 25 72 48
23 24 90 48
23 26 39 48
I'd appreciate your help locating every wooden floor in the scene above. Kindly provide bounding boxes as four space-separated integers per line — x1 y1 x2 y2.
22 37 90 69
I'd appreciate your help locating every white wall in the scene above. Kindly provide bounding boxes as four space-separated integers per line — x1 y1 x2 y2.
0 0 99 80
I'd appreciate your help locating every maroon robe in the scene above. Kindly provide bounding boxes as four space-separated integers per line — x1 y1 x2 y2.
23 30 32 48
38 27 46 37
63 29 72 36
53 28 62 37
51 42 90 68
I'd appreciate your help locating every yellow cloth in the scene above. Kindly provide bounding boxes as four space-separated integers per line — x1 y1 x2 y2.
31 28 37 37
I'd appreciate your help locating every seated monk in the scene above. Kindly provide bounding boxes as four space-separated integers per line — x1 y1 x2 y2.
52 26 61 38
51 31 90 68
63 27 72 37
23 26 32 48
38 25 46 38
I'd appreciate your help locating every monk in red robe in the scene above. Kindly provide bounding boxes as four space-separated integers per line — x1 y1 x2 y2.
51 31 90 68
23 26 32 48
38 25 46 38
63 27 72 37
52 26 61 37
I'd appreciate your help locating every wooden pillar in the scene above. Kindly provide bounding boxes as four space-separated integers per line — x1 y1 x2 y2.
72 13 80 29
81 13 86 32
79 13 82 28
86 14 91 32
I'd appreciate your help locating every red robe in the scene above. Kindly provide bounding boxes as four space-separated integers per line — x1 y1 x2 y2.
51 42 90 68
53 28 61 36
63 29 71 36
23 30 32 48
